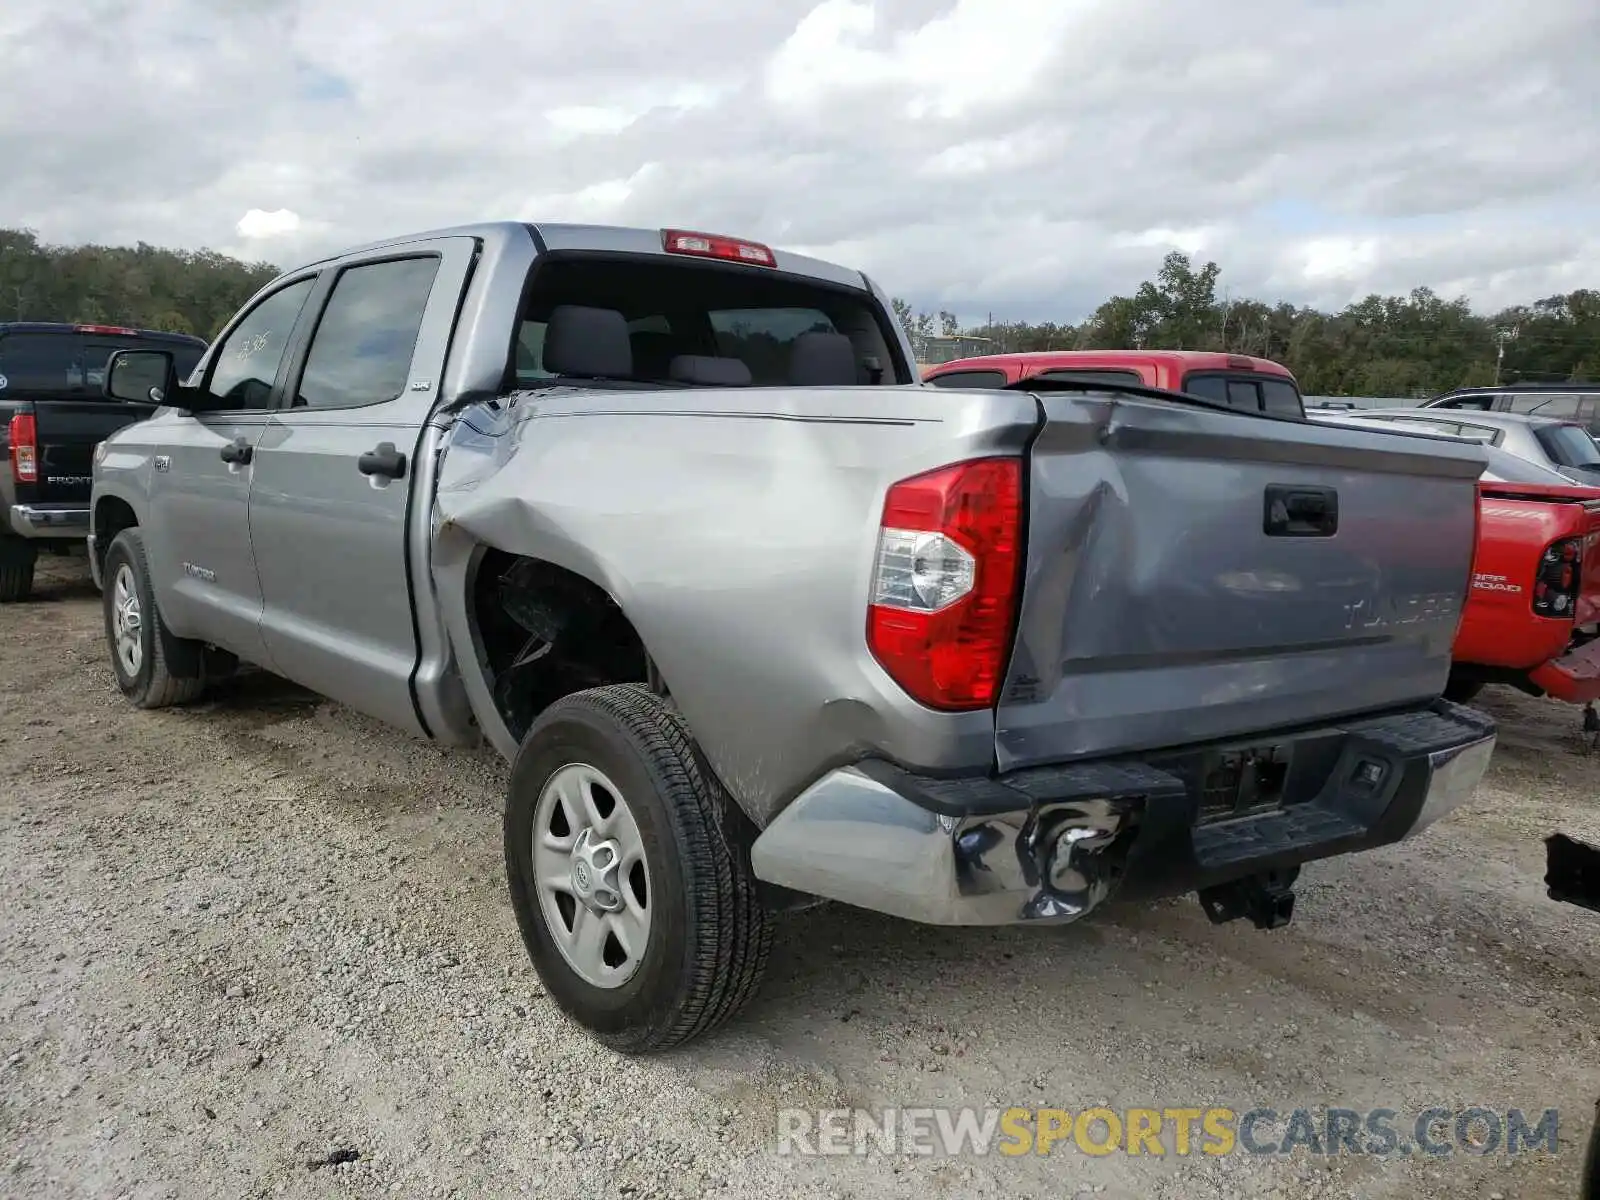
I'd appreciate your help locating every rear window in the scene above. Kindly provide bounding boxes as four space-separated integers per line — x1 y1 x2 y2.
1536 423 1600 467
1183 372 1304 416
927 369 1008 389
1507 393 1585 419
511 257 908 388
1032 368 1144 387
0 332 204 396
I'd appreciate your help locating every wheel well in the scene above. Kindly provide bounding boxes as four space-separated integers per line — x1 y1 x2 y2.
471 551 659 742
94 497 138 573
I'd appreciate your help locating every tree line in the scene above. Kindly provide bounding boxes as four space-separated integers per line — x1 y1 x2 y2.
893 251 1600 397
0 227 279 341
3 227 1596 398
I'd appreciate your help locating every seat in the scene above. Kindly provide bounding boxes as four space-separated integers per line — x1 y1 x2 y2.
542 305 632 379
787 331 859 385
667 355 753 387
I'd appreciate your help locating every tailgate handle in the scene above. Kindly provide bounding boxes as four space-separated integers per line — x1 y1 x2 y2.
1264 484 1338 537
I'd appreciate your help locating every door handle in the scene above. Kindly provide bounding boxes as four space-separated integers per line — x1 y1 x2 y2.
219 437 253 466
357 442 407 480
1263 484 1338 537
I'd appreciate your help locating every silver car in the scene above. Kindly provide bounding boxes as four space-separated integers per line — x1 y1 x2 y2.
1327 408 1600 483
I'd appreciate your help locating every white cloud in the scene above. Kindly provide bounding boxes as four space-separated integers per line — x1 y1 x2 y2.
235 208 303 240
2 0 1597 323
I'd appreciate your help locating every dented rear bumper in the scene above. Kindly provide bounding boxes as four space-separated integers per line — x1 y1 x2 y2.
749 700 1496 926
1529 636 1600 705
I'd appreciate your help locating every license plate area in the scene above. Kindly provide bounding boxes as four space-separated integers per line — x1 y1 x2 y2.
1196 745 1290 826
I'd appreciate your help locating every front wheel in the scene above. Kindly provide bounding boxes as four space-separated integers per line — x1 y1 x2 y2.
504 684 774 1053
102 528 211 708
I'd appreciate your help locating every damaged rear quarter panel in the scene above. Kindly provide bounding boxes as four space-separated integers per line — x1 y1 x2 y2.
431 384 1038 826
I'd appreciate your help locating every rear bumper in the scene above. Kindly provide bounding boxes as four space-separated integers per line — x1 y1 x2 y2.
749 700 1497 926
7 503 90 539
1528 637 1600 705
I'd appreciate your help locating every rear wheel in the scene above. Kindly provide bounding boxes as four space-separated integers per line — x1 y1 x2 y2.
102 528 211 708
1443 675 1485 704
504 684 774 1053
0 538 36 602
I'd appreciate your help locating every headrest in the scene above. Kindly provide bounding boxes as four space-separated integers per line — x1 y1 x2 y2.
542 305 632 379
667 355 753 387
787 331 859 386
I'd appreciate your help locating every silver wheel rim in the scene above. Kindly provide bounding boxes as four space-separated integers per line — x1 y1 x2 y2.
531 763 652 989
111 563 143 677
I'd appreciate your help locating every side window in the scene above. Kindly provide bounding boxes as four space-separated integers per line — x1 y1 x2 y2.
1034 369 1144 387
202 277 317 410
1434 396 1493 411
927 369 1008 389
293 257 441 409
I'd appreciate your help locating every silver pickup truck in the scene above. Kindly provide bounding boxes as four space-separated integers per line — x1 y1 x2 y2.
90 221 1497 1052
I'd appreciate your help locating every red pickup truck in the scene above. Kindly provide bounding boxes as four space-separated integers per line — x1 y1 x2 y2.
1309 411 1600 709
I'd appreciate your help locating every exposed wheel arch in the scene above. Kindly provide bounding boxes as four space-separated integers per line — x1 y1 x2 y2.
467 549 664 743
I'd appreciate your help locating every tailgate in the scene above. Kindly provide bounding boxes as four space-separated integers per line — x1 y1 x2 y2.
995 393 1486 771
1477 481 1600 629
18 396 146 505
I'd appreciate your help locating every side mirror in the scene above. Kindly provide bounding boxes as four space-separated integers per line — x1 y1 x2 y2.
104 349 177 407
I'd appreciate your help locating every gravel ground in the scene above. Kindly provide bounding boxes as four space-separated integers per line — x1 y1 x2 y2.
3 553 1598 1200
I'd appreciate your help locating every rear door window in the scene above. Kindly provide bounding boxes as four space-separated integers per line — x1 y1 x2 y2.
293 257 441 409
927 369 1008 389
1431 396 1495 411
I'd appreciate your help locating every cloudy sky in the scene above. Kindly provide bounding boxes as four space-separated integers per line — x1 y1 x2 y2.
4 0 1598 323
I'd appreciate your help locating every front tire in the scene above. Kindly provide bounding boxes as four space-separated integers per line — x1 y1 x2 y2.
504 684 774 1053
102 528 210 708
0 538 36 602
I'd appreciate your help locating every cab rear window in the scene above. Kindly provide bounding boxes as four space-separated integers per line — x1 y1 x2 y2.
1183 372 1303 416
926 369 1007 389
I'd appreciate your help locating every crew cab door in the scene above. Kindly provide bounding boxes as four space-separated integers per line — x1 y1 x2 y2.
248 238 475 734
146 276 319 662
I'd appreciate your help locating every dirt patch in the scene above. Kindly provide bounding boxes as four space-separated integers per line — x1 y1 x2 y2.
3 555 1597 1198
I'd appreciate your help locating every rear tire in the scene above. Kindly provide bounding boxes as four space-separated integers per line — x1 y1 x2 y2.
0 538 36 602
504 684 774 1053
102 528 210 708
1443 676 1485 704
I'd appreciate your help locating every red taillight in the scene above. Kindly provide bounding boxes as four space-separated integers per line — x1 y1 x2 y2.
867 457 1023 711
1534 536 1583 619
8 414 37 484
660 228 775 268
75 324 138 336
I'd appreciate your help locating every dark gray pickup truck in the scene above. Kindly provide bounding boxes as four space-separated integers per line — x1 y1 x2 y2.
0 322 206 599
90 222 1497 1052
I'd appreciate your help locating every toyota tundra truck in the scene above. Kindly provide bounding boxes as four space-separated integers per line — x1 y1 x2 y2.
89 222 1497 1052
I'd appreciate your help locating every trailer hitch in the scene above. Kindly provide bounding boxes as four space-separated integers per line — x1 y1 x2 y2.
1197 867 1299 930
